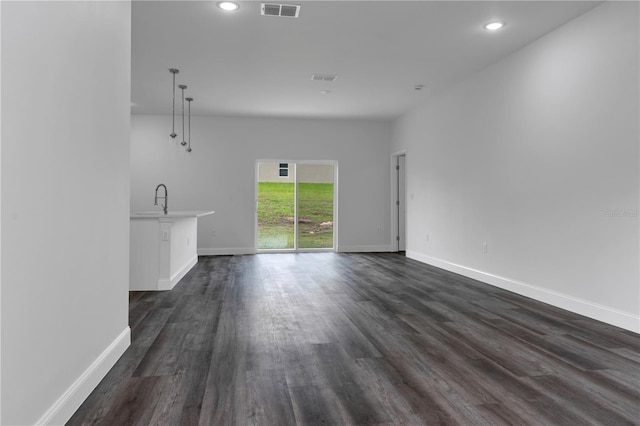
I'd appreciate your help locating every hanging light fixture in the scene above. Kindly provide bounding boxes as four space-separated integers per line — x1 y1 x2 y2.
169 68 179 138
178 84 187 146
168 68 197 150
185 97 193 153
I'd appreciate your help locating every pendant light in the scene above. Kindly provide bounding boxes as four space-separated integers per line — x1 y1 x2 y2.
185 97 193 153
178 84 187 146
168 67 197 150
169 68 179 138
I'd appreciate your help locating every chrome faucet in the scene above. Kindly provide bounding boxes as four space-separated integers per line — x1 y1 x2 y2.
154 184 168 215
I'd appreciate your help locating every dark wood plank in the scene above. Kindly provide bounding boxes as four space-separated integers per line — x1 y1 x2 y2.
68 253 640 426
92 376 163 425
289 385 346 426
246 369 297 426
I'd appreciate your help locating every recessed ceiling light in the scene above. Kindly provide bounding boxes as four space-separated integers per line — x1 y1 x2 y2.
414 84 424 91
320 90 331 95
484 21 505 31
218 1 239 11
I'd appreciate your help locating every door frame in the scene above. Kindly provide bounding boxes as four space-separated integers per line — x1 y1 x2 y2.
390 150 407 252
255 159 338 253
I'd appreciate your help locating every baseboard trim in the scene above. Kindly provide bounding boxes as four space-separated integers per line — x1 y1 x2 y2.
338 245 393 253
198 246 395 255
158 256 198 290
407 251 639 334
198 247 257 256
35 326 131 425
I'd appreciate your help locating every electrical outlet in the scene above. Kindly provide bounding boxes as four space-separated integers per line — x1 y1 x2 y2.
162 231 169 241
426 233 430 242
483 242 488 253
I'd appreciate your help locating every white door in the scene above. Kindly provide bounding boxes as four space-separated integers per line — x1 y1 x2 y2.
398 155 406 251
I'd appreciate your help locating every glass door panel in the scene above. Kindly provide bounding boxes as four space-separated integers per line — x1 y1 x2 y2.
297 163 334 249
257 161 295 250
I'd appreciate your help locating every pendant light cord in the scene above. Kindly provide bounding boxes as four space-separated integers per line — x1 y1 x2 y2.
186 97 193 152
179 85 187 146
169 69 179 138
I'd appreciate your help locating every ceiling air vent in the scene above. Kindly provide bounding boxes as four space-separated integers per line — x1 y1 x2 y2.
261 3 300 18
311 74 338 82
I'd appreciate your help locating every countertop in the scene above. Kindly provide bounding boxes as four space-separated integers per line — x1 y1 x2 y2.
130 210 215 220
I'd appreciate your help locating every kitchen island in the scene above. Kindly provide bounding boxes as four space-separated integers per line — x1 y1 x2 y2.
130 211 214 291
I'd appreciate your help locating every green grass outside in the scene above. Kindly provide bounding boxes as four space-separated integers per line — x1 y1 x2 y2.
257 182 334 249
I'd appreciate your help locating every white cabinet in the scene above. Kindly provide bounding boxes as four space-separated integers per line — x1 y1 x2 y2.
129 211 214 291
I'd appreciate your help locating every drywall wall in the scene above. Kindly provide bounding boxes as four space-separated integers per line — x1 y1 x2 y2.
392 2 639 331
1 1 131 424
130 115 392 253
0 3 3 421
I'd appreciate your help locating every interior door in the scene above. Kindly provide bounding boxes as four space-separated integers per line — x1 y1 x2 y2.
398 155 406 251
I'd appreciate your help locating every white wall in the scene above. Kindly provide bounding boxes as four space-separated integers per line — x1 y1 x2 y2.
131 115 392 253
0 2 3 421
1 2 131 424
392 2 639 332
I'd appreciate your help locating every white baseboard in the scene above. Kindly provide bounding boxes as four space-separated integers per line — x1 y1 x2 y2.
198 246 395 255
338 244 393 253
407 251 639 334
158 256 198 290
35 327 131 425
198 247 257 256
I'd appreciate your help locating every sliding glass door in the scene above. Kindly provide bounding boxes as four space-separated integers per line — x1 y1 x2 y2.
257 161 335 251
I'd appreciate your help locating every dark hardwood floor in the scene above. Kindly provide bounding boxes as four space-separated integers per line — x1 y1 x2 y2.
68 253 640 425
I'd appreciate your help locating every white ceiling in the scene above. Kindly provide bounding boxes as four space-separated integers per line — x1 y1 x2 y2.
131 1 601 120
